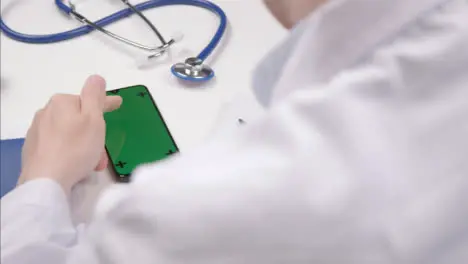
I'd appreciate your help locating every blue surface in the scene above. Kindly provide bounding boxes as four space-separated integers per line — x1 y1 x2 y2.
0 138 24 198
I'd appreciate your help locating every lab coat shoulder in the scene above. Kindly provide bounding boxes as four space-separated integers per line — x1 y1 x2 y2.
78 22 468 263
73 1 468 263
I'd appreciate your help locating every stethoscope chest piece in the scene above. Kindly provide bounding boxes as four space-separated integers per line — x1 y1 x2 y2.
171 57 215 82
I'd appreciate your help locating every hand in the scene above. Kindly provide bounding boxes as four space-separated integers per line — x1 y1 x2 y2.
18 75 122 194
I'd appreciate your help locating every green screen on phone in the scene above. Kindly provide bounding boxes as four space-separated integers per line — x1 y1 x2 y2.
104 85 178 181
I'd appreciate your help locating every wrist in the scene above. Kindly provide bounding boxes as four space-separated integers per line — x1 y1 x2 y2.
19 165 73 195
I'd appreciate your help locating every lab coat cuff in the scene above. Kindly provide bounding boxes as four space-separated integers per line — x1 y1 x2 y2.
1 179 71 219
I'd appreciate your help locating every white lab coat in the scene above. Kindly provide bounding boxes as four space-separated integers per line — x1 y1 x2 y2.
2 0 468 263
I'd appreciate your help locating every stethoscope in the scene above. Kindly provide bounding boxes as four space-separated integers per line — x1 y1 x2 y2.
0 0 227 82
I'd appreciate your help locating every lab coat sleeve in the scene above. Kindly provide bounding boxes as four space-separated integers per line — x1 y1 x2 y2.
0 179 78 264
62 89 395 264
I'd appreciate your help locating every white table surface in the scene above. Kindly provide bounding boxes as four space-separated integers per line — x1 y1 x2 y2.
0 0 286 223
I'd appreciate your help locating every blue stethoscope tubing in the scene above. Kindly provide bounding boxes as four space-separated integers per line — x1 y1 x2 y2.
0 0 227 63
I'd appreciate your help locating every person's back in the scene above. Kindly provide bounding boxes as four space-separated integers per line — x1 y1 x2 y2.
1 0 467 263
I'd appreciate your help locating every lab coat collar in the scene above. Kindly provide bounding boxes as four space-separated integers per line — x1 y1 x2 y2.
252 0 448 107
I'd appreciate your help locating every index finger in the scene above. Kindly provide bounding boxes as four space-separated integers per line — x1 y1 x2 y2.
80 75 106 113
104 96 123 112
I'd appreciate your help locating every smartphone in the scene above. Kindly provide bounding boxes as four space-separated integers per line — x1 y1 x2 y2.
104 85 179 182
